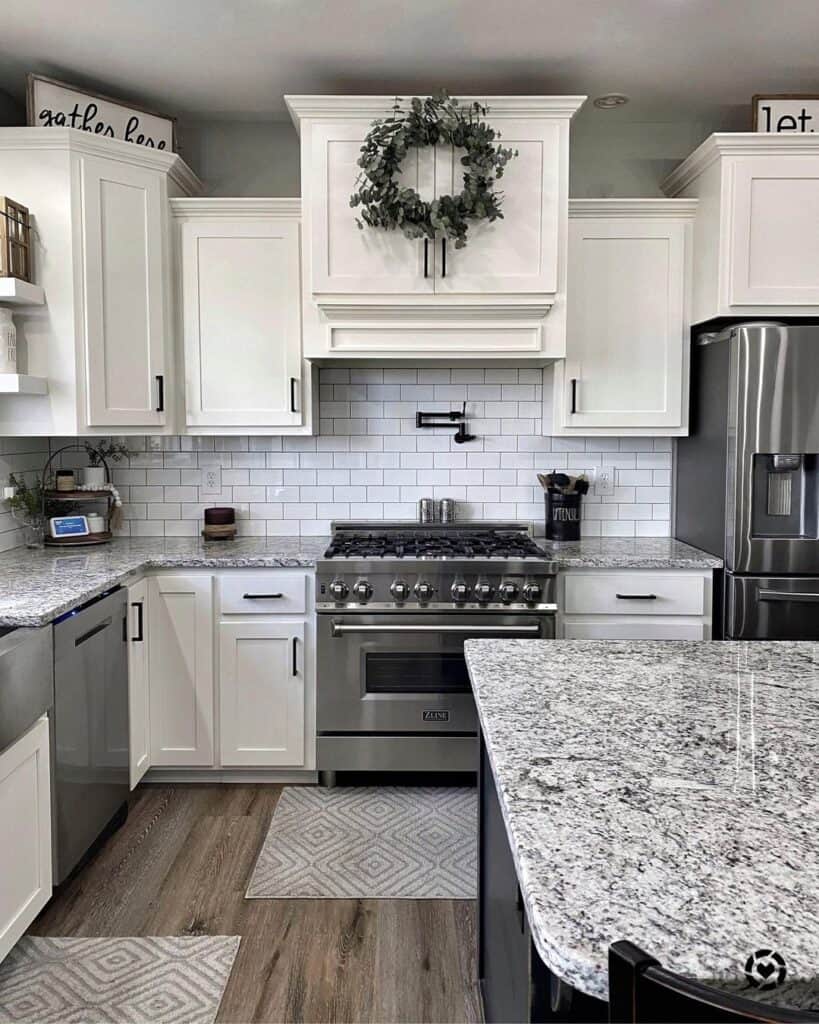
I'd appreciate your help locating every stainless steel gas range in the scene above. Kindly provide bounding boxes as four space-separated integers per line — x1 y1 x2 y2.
316 521 557 783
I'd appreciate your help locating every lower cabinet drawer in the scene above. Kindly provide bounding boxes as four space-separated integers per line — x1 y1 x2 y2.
564 573 706 617
220 573 307 615
562 619 710 640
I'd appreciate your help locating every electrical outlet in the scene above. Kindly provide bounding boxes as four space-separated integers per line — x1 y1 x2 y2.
201 466 221 496
147 435 162 452
595 465 615 497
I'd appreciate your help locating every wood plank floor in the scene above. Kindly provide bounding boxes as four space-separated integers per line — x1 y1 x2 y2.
29 784 483 1024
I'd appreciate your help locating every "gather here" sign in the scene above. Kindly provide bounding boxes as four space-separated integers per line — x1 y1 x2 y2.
27 74 175 151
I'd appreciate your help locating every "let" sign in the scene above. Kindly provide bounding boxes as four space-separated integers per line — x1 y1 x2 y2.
753 94 819 134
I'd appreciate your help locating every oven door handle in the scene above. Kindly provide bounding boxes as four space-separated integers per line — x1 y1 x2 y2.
330 623 544 636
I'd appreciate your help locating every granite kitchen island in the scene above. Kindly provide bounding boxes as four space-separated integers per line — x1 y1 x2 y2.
465 639 819 1022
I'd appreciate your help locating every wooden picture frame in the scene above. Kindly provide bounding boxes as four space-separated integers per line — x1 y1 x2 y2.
753 93 819 133
26 73 177 152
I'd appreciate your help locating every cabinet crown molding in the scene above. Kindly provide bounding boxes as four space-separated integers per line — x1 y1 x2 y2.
569 198 697 219
662 131 819 196
171 197 301 219
0 127 202 196
285 94 587 131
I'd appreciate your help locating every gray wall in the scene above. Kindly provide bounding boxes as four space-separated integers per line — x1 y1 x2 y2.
176 104 745 198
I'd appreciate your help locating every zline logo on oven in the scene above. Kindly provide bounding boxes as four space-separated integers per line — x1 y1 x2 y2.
423 710 450 722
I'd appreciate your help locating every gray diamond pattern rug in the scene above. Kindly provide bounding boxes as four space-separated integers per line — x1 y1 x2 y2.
246 786 477 899
0 936 240 1024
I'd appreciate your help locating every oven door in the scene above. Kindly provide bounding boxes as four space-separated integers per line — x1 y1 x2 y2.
317 612 552 735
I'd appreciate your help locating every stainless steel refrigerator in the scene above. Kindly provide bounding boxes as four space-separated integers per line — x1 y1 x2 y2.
676 321 819 639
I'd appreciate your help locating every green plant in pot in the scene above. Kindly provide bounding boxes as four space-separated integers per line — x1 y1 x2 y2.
6 473 46 548
81 440 132 487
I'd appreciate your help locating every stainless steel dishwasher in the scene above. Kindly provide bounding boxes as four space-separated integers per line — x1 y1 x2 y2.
53 587 129 883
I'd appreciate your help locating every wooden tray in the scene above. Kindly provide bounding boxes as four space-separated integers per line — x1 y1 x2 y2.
45 531 113 547
45 489 113 501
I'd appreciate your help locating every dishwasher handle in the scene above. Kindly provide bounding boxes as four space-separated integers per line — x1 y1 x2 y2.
331 623 544 637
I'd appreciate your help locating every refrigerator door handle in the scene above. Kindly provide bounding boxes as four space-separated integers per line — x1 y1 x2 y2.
758 589 819 604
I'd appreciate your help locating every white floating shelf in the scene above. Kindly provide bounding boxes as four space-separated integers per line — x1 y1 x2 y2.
0 374 48 395
0 278 45 306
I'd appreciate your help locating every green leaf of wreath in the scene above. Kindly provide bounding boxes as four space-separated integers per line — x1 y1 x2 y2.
349 92 518 250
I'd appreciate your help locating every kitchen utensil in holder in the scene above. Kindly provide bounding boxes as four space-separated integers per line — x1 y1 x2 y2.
545 491 582 541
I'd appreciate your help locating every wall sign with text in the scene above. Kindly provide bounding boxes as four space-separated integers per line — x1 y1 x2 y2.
753 94 819 133
27 74 176 151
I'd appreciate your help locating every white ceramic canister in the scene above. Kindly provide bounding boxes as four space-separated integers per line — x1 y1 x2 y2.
86 513 106 534
0 308 17 374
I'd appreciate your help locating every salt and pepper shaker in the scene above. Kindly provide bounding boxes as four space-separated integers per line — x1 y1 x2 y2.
418 497 437 524
439 498 457 523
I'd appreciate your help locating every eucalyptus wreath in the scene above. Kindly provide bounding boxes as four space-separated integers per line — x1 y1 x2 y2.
349 93 518 249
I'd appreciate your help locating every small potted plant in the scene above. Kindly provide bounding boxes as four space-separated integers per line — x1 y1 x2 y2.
6 473 46 548
80 440 132 487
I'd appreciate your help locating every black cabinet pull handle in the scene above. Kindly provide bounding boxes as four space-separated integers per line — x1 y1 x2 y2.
242 593 284 600
156 374 164 413
615 593 658 600
423 238 429 278
515 885 525 934
441 236 447 277
290 377 299 413
131 600 144 641
570 378 578 414
292 636 298 676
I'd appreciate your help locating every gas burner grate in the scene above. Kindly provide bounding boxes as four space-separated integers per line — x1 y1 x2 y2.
323 529 546 560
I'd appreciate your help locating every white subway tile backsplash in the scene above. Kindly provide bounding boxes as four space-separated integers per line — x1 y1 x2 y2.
45 368 672 543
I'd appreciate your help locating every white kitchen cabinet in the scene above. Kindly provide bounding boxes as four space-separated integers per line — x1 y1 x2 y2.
0 716 52 963
81 155 169 428
173 199 309 432
148 575 214 767
286 95 584 362
127 578 150 789
558 568 713 640
663 134 819 320
219 621 306 767
0 128 200 436
550 200 695 436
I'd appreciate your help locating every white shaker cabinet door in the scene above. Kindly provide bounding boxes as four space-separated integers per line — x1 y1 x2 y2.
0 717 52 963
79 155 168 427
729 155 819 306
219 621 306 767
309 123 434 295
127 578 150 789
432 120 562 295
181 217 303 427
559 213 689 431
148 575 214 766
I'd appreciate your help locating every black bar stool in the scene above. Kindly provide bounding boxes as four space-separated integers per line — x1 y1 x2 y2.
609 941 818 1023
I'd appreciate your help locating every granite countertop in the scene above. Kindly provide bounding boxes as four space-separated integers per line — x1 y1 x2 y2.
0 534 720 628
0 537 328 626
539 536 722 569
465 639 819 1011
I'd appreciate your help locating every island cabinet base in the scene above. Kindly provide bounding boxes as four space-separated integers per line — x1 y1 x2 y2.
478 736 607 1023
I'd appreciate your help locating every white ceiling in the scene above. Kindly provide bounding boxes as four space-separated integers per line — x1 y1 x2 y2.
1 0 819 123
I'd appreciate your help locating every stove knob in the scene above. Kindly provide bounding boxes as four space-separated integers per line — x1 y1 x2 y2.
473 581 495 603
390 579 410 602
414 580 435 602
450 581 469 603
522 581 542 604
352 579 373 602
499 581 519 604
328 579 349 602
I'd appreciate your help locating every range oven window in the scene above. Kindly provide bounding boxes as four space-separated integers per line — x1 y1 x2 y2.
365 652 471 694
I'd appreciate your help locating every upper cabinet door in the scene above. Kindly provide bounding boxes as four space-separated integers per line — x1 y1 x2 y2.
181 216 303 427
79 155 168 427
431 120 561 295
559 212 691 431
310 123 435 294
729 155 819 306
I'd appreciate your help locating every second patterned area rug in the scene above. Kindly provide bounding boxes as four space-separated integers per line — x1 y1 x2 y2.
0 935 240 1024
246 786 478 899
